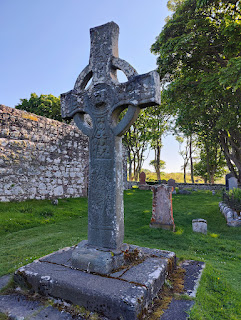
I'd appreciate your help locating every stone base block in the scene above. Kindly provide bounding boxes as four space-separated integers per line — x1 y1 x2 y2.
71 240 125 274
14 245 176 320
150 222 175 231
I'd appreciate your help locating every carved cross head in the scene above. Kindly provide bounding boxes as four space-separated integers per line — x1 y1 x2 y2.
61 21 161 137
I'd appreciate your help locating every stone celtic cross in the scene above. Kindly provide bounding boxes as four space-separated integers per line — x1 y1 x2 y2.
61 22 160 273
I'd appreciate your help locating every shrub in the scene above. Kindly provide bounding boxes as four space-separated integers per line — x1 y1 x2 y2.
223 188 241 213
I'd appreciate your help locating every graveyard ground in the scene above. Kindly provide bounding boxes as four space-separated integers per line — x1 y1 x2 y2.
0 190 240 319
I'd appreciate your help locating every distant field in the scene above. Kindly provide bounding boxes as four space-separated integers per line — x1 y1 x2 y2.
0 190 240 319
140 169 226 184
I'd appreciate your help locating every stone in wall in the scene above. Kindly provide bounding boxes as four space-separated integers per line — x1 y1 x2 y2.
0 105 89 202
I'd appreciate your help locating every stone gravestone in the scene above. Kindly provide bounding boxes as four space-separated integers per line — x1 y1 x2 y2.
192 219 207 235
139 171 150 190
139 171 146 184
61 21 161 274
228 176 238 191
150 184 175 231
225 172 238 191
167 178 176 194
225 173 233 190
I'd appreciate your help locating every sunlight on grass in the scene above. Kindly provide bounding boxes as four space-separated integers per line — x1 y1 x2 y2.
174 228 184 235
0 191 241 319
210 233 219 238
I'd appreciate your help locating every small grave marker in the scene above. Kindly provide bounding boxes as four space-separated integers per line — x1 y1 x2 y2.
192 219 207 234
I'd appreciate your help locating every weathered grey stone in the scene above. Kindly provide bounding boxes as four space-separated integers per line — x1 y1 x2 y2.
219 202 241 227
150 184 175 231
228 176 238 190
167 179 176 189
160 260 205 320
192 219 207 234
14 245 175 320
71 240 125 274
160 300 195 320
61 21 160 273
0 294 75 320
0 104 89 201
181 260 205 297
0 274 12 290
225 172 234 190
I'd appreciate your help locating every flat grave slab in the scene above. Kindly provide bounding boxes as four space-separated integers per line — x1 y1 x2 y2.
14 245 176 320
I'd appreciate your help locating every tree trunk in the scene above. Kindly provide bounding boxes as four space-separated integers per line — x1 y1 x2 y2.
184 164 187 183
127 149 132 181
189 137 194 183
219 131 241 183
205 140 211 184
156 144 161 180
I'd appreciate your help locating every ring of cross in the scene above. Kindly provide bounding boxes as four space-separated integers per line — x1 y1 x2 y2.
73 57 140 137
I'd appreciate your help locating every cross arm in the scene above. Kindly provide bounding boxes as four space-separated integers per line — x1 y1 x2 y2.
114 70 161 110
112 70 161 136
60 89 86 120
61 89 92 137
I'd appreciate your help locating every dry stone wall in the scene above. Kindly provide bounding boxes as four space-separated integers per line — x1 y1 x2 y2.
0 105 89 202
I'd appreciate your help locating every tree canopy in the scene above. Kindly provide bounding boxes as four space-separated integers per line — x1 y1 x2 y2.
16 93 63 122
152 0 241 182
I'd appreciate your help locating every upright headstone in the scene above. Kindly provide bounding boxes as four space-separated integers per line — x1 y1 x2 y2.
167 179 176 194
139 171 150 190
61 22 161 274
139 171 146 185
225 172 234 190
150 184 175 231
228 177 238 191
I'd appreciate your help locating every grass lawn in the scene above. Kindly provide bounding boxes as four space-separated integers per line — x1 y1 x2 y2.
0 190 240 319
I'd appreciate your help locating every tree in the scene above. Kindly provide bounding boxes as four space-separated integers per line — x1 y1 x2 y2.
151 0 241 182
144 104 170 180
194 134 227 183
176 134 193 183
150 159 166 180
16 93 63 122
123 110 149 181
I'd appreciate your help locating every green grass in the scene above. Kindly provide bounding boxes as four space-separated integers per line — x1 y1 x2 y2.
0 190 240 319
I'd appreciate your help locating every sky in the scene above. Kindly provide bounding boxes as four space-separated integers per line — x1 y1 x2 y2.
0 0 183 173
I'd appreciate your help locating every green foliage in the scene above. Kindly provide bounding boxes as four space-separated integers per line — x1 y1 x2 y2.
228 188 241 202
149 159 166 176
152 0 241 182
193 134 227 183
225 188 241 212
123 109 150 181
123 103 170 181
15 93 64 122
1 191 241 318
144 105 170 180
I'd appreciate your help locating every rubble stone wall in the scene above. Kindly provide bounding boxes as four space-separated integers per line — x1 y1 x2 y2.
0 105 89 202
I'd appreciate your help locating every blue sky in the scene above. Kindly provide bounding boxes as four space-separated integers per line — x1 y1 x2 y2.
0 0 183 173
